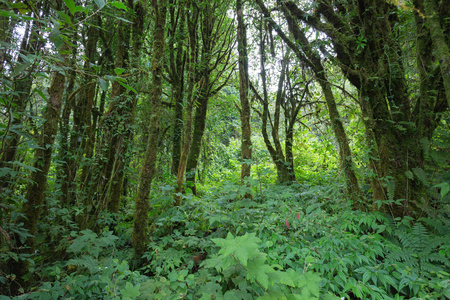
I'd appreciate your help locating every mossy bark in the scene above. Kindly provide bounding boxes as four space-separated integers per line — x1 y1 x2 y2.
267 0 448 217
107 1 145 214
185 87 209 195
58 49 77 207
175 0 199 205
168 0 186 176
237 0 252 190
81 13 134 226
264 0 363 208
9 43 69 293
185 1 234 194
132 0 166 259
423 0 450 108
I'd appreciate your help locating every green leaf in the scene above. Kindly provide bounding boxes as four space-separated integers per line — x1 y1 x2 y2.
109 1 129 10
272 270 295 287
94 0 105 9
49 28 63 49
305 256 315 264
12 62 31 77
121 282 140 299
114 67 125 75
117 80 137 94
434 182 450 198
115 16 133 23
74 6 87 13
64 0 75 15
33 88 48 101
98 78 109 91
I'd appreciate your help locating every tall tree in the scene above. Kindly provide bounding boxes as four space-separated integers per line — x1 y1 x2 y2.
252 41 307 183
10 40 71 293
167 0 186 176
133 0 167 259
272 0 448 216
185 0 235 194
174 0 199 205
237 0 252 191
0 9 45 192
255 0 363 208
422 0 450 108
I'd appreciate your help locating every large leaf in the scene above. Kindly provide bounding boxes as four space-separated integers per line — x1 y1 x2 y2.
64 0 75 15
98 78 109 91
94 0 105 9
109 1 129 10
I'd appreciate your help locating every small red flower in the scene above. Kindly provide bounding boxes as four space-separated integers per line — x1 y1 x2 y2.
285 219 290 229
297 213 300 220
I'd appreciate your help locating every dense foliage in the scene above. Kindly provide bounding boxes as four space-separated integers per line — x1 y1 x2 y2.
0 0 449 299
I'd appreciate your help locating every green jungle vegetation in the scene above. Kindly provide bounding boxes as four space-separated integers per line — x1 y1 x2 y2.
0 0 449 299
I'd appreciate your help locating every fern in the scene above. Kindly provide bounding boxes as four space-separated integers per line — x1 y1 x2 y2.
386 219 450 283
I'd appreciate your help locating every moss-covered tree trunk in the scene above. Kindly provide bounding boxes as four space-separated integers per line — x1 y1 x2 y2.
81 12 134 227
107 0 145 214
414 0 442 140
78 15 113 207
353 1 429 216
185 83 209 194
319 76 363 209
168 0 186 177
175 0 198 205
132 0 166 259
261 0 448 216
57 46 77 207
185 1 234 194
100 19 130 215
9 42 69 293
237 0 252 189
423 0 450 108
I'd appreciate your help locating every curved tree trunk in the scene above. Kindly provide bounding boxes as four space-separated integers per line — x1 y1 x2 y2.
257 31 290 183
256 0 363 208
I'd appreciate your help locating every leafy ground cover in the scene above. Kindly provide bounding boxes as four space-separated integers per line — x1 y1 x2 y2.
4 177 449 300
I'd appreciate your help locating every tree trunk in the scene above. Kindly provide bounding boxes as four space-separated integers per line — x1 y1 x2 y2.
184 0 234 194
257 28 291 184
186 88 209 194
256 0 363 206
423 0 450 108
132 0 166 259
237 0 252 191
168 0 186 176
107 0 146 214
0 18 41 191
10 42 69 292
174 0 199 205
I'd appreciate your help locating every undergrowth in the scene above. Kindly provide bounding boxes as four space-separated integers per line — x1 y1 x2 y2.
2 179 449 299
